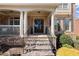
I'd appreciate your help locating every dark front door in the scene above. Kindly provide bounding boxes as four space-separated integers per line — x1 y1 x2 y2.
34 19 44 34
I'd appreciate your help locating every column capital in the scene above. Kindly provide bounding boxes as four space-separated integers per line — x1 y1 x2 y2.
18 9 32 12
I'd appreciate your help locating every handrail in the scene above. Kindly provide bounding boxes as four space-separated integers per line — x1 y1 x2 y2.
0 25 20 27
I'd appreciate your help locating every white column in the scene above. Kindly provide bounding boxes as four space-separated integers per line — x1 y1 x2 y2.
24 11 28 36
51 13 55 36
20 11 24 37
69 20 72 32
60 19 64 30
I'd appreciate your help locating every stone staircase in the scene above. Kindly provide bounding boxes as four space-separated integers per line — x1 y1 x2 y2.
22 35 55 56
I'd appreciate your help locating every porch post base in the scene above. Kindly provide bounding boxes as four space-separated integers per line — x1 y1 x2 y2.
20 35 24 38
50 34 56 49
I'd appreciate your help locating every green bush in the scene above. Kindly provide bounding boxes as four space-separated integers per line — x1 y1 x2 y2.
62 44 73 48
60 34 74 46
74 40 79 50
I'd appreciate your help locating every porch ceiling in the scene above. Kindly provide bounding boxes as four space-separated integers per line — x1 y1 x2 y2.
0 3 59 11
28 11 50 16
0 3 59 8
0 10 20 16
55 13 71 18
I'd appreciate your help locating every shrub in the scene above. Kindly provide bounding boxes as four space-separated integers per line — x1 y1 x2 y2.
56 47 79 56
62 44 73 48
60 34 74 46
74 41 79 50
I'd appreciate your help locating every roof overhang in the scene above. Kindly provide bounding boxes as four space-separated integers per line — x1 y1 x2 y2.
0 3 59 8
0 3 59 11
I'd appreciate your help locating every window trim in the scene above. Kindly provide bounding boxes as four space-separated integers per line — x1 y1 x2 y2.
64 18 71 32
63 3 68 9
58 3 68 10
8 17 20 25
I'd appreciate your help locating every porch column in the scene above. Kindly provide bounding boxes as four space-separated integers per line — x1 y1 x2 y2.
51 12 56 49
69 20 72 32
24 11 28 36
20 11 24 37
51 13 55 36
60 19 64 30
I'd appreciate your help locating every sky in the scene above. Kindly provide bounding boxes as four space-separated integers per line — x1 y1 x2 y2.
75 4 79 18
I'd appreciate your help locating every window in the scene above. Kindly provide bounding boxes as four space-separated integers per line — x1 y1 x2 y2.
54 19 60 31
10 20 14 25
58 3 68 9
9 17 20 25
63 19 71 32
58 4 62 9
9 19 19 25
14 20 19 25
63 3 68 9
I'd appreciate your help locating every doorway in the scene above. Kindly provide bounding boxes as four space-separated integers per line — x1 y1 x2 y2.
34 19 44 34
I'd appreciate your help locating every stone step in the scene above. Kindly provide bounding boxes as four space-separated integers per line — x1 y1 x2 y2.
24 40 50 42
22 50 54 56
24 36 49 40
22 35 55 56
26 44 51 46
25 41 50 44
24 45 52 49
24 39 51 45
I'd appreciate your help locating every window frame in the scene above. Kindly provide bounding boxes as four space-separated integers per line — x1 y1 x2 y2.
63 3 68 9
63 18 71 32
58 3 68 10
8 17 20 25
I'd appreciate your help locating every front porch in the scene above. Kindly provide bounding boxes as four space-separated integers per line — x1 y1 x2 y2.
0 9 55 37
0 3 59 56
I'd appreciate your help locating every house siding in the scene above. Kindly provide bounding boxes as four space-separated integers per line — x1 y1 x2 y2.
73 19 79 36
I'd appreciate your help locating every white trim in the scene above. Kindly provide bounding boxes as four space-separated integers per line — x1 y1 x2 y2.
20 11 24 37
51 12 55 36
24 11 28 36
0 25 20 27
57 3 69 10
64 18 72 32
8 17 20 25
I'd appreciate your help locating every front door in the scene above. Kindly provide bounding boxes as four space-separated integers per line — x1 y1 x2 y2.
34 19 44 34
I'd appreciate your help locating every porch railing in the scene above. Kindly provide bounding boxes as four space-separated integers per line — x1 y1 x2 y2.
0 25 20 36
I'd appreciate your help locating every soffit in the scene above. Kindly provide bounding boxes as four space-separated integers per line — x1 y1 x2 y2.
0 3 59 9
